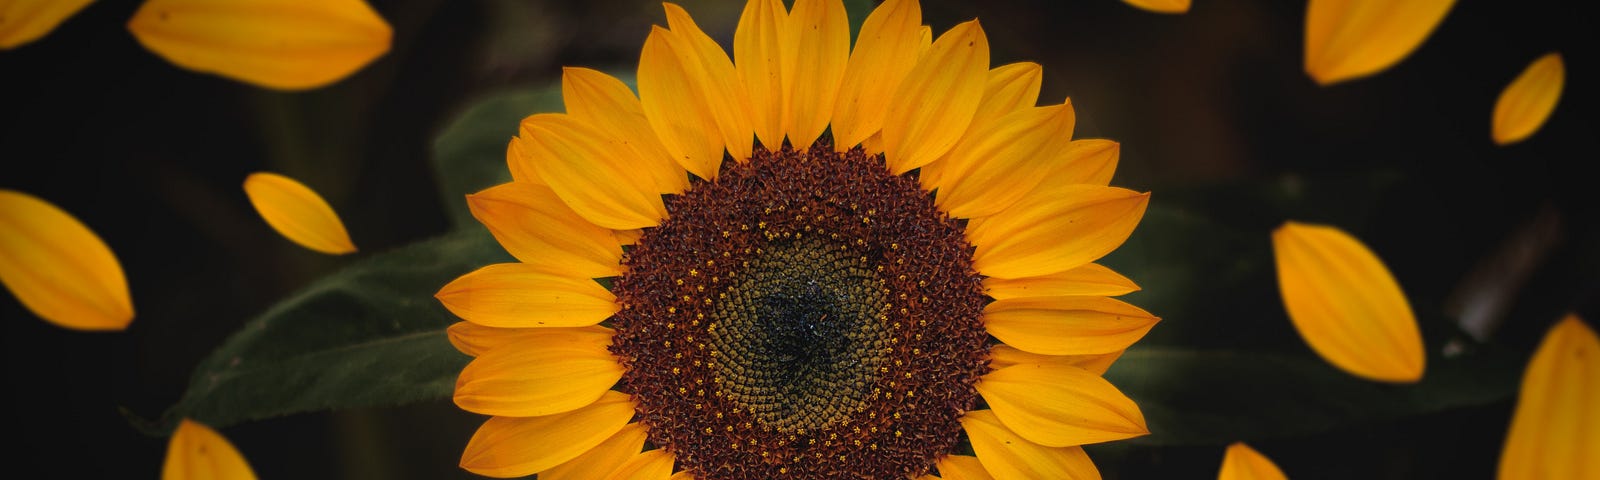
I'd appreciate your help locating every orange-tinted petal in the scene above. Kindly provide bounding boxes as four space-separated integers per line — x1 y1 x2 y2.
562 67 688 194
984 263 1139 300
734 0 788 149
780 0 849 150
988 344 1124 376
968 185 1149 279
0 0 92 49
1303 0 1455 85
522 113 669 229
936 102 1076 219
163 419 257 480
127 0 391 90
445 322 612 358
460 391 635 478
938 455 994 480
1491 52 1564 146
979 362 1148 447
830 0 922 151
1122 0 1190 14
1272 221 1425 383
614 229 645 246
1217 442 1287 480
882 20 989 174
920 62 1043 192
962 410 1102 479
467 181 623 278
436 263 618 329
0 190 133 331
663 3 756 161
604 449 675 480
983 296 1159 356
505 135 544 185
1497 314 1600 479
454 327 622 417
541 423 649 480
639 27 726 180
242 172 357 255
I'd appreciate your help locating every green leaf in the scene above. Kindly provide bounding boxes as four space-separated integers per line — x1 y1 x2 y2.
150 231 512 432
431 84 564 229
1105 345 1522 446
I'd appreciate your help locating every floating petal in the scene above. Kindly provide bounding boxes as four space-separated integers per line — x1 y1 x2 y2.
0 189 133 331
1492 52 1564 146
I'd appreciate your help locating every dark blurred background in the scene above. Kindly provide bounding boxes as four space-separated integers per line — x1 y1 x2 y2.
2 0 1595 478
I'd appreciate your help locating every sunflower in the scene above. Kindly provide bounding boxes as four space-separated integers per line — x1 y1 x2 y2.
436 0 1157 478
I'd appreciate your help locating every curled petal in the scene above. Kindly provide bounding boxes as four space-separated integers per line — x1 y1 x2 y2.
128 0 392 90
1303 0 1455 85
162 419 257 480
243 172 357 255
1492 52 1564 146
1498 314 1600 479
0 190 133 331
1272 221 1425 383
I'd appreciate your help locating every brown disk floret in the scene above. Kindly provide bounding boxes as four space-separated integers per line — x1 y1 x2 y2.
610 141 988 479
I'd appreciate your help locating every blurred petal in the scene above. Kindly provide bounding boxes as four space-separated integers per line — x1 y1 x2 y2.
467 182 623 278
968 185 1149 279
1272 221 1425 383
461 391 635 478
562 67 688 194
242 172 357 255
984 296 1159 356
962 410 1102 479
663 3 756 161
454 327 622 417
1122 0 1190 14
781 0 849 150
0 189 133 331
988 344 1125 376
541 423 649 480
734 0 788 149
0 0 92 49
436 263 618 329
936 102 1076 219
639 27 727 180
163 419 257 480
831 0 922 150
604 449 675 480
1218 442 1287 480
1497 314 1600 479
1303 0 1455 85
984 263 1140 300
522 113 669 230
445 322 612 358
938 455 994 480
127 0 391 90
979 362 1148 447
882 20 989 174
1492 52 1564 146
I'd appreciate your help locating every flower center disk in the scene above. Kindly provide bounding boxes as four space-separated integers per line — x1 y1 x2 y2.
611 143 989 479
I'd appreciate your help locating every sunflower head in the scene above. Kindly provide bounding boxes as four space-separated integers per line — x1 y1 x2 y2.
438 1 1156 478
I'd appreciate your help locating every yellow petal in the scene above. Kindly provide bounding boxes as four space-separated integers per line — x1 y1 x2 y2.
461 391 636 478
984 263 1139 300
505 136 544 186
436 263 618 329
984 296 1159 356
1303 0 1455 85
734 0 788 149
1122 0 1190 14
614 229 645 246
445 322 612 358
979 362 1148 447
242 172 357 255
1271 221 1425 383
936 102 1076 218
163 419 257 480
670 472 695 480
1497 314 1600 479
962 410 1102 480
0 190 133 331
778 0 849 150
0 0 92 49
1218 442 1287 480
562 67 688 194
938 455 994 480
882 19 989 174
454 327 622 417
466 182 623 279
541 423 649 480
988 344 1124 376
522 113 669 230
603 449 675 480
663 3 756 161
830 0 922 151
1491 53 1564 146
1051 139 1121 187
969 62 1043 129
639 27 727 180
127 0 391 90
969 185 1149 279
